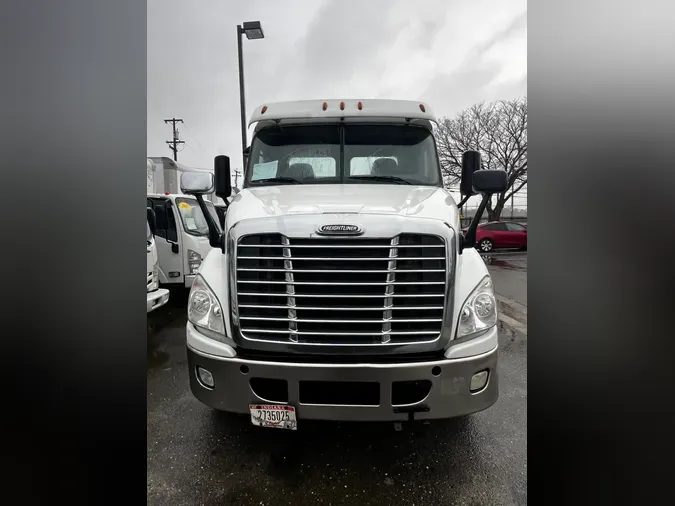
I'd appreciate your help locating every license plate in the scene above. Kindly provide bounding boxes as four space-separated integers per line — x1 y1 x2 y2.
249 404 297 430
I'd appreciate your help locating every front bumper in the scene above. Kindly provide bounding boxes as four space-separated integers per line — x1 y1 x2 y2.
147 288 170 313
186 325 499 422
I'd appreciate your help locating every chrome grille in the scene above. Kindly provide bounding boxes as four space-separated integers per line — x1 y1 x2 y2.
147 272 153 293
235 233 447 345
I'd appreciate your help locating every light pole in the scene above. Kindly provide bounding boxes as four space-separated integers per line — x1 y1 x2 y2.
237 21 265 158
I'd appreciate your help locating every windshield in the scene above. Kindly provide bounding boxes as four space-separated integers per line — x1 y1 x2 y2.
175 197 217 236
245 124 441 187
146 221 152 243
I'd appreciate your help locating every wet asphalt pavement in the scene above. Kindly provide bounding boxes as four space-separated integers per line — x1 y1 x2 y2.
485 253 527 306
147 255 527 505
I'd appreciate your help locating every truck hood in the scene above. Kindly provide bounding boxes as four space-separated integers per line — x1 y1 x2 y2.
226 184 460 224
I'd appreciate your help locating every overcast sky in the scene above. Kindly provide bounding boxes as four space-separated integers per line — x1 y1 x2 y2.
148 0 527 207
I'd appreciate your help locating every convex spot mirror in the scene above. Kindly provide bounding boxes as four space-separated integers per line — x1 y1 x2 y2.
180 172 214 195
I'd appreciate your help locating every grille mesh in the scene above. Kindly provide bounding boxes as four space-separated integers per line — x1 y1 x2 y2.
236 233 447 345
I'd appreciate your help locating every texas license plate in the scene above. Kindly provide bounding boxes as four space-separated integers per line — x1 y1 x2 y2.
249 404 297 430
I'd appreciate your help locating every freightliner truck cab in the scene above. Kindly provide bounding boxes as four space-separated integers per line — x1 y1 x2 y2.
180 99 507 430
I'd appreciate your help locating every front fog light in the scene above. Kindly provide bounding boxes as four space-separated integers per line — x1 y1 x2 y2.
470 370 489 392
196 366 214 388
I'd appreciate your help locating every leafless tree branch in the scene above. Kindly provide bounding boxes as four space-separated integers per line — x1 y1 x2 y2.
434 97 527 220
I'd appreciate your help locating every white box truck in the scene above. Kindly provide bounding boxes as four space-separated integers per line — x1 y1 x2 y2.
146 209 170 312
146 158 219 288
179 99 507 429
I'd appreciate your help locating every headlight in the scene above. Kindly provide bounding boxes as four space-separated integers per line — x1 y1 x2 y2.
456 276 497 339
188 249 202 274
188 274 225 338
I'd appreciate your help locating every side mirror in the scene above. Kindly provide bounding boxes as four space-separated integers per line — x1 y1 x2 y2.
146 207 157 236
180 172 215 195
460 151 481 197
214 155 232 200
163 201 179 247
473 169 508 194
458 151 509 255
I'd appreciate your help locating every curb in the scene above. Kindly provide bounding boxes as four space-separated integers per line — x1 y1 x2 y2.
496 294 527 338
496 294 527 319
498 313 527 338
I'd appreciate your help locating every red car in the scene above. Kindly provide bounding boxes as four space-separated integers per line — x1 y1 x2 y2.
463 221 527 252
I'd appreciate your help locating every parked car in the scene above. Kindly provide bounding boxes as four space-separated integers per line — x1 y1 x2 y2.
462 221 527 252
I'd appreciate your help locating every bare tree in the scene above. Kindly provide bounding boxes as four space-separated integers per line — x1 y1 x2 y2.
435 98 527 221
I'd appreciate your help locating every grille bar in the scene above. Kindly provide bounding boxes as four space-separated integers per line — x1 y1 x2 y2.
238 268 445 273
238 256 445 261
245 329 440 336
236 233 447 345
237 280 445 286
239 317 443 323
240 244 444 249
238 304 445 311
238 292 444 298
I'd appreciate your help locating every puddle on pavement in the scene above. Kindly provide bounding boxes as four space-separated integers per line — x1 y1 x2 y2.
485 257 526 271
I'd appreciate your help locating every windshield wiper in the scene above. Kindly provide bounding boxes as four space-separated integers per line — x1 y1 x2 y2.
348 175 412 185
252 177 300 185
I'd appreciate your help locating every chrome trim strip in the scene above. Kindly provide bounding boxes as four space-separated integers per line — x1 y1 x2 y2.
281 236 298 343
382 236 399 343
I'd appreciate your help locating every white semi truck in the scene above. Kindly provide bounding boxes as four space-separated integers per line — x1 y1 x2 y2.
179 99 507 429
146 209 170 312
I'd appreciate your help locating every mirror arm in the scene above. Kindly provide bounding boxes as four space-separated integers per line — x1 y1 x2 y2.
460 192 491 254
457 194 471 209
194 194 224 249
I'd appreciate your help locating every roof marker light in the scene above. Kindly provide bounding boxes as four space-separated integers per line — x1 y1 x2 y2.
340 101 345 110
357 101 363 110
261 105 268 114
322 102 328 111
164 192 169 195
419 103 426 112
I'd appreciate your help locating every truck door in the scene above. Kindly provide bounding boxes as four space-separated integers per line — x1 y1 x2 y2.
148 197 184 284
